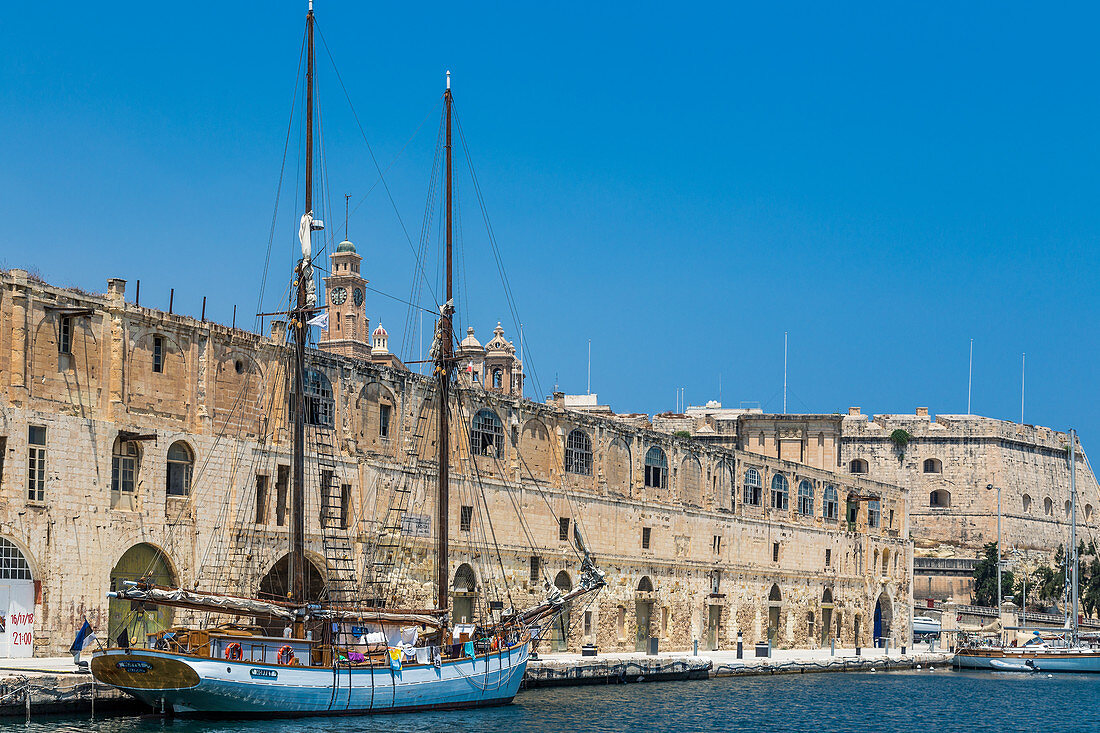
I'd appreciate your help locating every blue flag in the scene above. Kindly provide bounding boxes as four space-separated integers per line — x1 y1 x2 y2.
69 619 96 661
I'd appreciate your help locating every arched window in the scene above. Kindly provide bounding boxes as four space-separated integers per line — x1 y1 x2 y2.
849 459 868 474
797 479 814 516
111 437 140 496
453 563 476 593
1087 504 1095 523
770 474 789 511
881 548 890 576
823 485 839 521
470 409 505 457
1065 500 1072 517
0 538 32 580
1022 494 1033 513
492 369 503 390
644 447 668 490
166 441 193 497
922 458 942 474
929 489 951 508
769 584 782 602
1044 497 1053 516
302 369 334 427
744 468 762 506
637 576 654 593
565 429 593 476
554 570 573 593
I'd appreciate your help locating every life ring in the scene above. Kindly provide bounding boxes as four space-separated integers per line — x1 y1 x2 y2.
277 645 296 665
225 642 243 661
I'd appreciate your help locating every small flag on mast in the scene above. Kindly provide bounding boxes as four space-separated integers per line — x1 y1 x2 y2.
306 311 328 330
69 619 97 663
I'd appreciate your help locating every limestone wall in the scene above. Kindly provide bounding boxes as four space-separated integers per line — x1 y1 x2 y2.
0 270 911 655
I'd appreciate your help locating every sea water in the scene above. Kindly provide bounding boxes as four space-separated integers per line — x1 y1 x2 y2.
6 670 1099 733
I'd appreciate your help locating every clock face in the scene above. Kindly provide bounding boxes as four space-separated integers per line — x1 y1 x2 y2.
330 287 347 305
353 288 364 307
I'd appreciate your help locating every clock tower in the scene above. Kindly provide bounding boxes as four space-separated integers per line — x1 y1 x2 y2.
319 237 371 360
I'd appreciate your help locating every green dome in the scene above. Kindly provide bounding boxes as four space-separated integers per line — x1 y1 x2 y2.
336 239 356 253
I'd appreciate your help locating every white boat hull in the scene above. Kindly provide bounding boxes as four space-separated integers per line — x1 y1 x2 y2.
91 643 529 715
954 649 1100 673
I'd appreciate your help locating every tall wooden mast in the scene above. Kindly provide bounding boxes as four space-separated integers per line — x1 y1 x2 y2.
436 71 454 612
290 0 315 606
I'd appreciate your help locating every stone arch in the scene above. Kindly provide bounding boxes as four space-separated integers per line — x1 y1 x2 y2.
848 458 868 474
604 437 631 497
554 570 573 593
637 575 654 593
1023 493 1033 513
453 563 477 593
680 455 702 507
820 587 835 645
357 381 398 456
109 542 177 642
212 349 266 437
29 311 102 409
922 457 942 474
767 584 782 646
929 489 951 508
127 331 188 419
519 418 551 481
873 592 893 646
166 440 194 497
712 459 734 511
258 553 327 604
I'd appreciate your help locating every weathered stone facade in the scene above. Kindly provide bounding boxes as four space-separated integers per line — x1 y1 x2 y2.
657 402 1095 602
0 270 910 656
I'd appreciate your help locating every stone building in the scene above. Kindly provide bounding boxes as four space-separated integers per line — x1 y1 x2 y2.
661 403 1096 602
0 269 910 657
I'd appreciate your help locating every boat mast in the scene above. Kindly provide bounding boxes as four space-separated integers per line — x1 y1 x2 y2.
436 71 454 613
290 0 315 606
1069 428 1079 643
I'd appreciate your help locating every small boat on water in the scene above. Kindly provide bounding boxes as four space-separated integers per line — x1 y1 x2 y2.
913 615 941 636
954 429 1100 673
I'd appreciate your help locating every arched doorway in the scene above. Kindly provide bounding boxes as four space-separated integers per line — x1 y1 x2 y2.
820 588 834 646
873 592 893 647
767 584 782 647
551 571 573 651
109 543 175 646
452 563 477 625
635 576 654 652
0 538 35 657
258 554 326 603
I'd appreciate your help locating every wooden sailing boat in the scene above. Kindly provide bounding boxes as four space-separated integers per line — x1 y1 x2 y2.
90 2 604 714
953 428 1100 672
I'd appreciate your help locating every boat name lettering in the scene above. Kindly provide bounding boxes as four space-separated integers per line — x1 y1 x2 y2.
250 668 278 679
115 660 151 673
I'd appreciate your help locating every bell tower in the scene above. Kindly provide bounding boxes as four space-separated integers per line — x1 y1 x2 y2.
319 236 371 360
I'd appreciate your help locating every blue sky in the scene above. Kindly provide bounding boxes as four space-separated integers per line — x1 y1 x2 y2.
3 2 1098 445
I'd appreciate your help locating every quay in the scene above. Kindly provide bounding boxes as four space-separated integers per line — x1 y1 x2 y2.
0 657 137 717
525 645 951 687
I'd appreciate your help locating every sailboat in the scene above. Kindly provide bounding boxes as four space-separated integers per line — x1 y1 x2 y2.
90 1 604 714
953 428 1100 672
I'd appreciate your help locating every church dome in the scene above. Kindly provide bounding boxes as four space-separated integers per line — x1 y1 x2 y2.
337 239 356 253
459 326 483 350
373 323 388 338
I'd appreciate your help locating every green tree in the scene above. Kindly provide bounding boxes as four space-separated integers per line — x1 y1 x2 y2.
972 541 1015 608
673 430 692 439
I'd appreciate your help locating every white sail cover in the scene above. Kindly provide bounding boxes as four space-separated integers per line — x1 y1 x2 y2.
112 587 297 621
299 213 313 260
